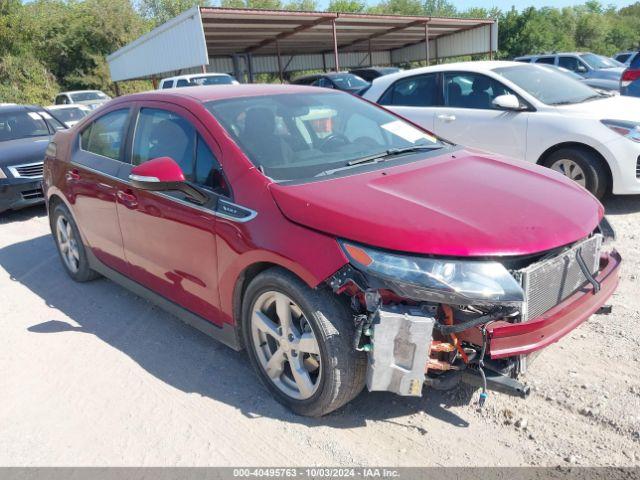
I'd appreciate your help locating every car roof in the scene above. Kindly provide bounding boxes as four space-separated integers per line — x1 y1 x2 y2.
162 73 231 82
0 104 39 113
111 84 341 105
58 90 103 95
47 104 91 110
374 60 525 77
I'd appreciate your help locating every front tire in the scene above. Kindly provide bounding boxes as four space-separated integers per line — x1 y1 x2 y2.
242 268 366 417
543 148 608 199
51 203 99 282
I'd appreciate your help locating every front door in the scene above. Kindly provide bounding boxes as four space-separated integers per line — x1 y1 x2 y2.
433 71 529 160
67 107 132 272
115 102 230 324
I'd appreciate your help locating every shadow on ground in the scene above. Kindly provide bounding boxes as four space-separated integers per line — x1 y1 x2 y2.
1 233 470 430
0 205 47 225
601 194 640 215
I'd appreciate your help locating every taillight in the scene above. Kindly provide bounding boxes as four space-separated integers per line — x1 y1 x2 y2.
621 68 640 87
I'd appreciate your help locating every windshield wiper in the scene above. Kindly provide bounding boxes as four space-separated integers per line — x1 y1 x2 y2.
347 145 442 166
315 145 443 177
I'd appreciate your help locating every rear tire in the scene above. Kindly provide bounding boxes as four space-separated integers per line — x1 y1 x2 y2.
242 267 366 417
51 203 100 282
542 148 608 199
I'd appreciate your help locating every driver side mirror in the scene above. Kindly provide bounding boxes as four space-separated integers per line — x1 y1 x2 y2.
129 157 209 205
492 94 526 111
576 64 588 74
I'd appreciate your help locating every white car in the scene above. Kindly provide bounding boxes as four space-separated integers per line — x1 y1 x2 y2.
363 61 640 198
54 90 110 110
46 104 92 127
158 73 239 89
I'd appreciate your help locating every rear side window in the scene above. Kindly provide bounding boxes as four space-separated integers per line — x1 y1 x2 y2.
161 80 174 89
379 73 440 107
132 108 228 195
80 109 129 160
535 57 555 65
176 79 190 87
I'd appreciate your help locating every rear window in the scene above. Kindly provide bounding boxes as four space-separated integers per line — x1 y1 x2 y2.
630 53 640 69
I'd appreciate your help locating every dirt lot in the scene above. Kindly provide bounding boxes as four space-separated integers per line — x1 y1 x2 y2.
0 198 639 467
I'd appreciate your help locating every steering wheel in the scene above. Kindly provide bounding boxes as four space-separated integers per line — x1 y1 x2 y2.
318 133 350 152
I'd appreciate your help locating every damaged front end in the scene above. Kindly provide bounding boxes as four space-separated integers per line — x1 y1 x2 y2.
328 219 621 405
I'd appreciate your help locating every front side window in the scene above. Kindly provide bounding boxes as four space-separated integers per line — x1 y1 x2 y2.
80 109 129 160
443 72 516 110
494 65 600 105
558 56 584 72
132 108 228 194
206 92 445 182
55 95 69 105
176 79 190 88
379 73 440 107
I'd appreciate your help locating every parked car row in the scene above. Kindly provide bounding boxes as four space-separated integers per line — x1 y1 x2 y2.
40 81 621 416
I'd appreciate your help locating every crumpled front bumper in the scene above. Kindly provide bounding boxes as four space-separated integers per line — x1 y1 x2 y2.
483 250 621 359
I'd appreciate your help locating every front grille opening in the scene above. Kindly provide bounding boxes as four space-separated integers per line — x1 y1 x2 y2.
519 235 602 321
13 162 44 179
21 188 44 200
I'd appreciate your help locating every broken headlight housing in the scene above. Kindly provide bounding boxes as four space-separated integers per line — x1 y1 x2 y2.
340 241 524 306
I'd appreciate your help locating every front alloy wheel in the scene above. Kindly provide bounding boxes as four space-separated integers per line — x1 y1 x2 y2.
250 292 322 400
242 268 367 416
56 215 80 274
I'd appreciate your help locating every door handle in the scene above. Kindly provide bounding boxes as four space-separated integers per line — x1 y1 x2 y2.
117 189 138 209
65 169 80 182
437 114 456 122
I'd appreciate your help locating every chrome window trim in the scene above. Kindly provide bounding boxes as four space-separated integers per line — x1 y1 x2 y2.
69 161 257 223
7 161 44 179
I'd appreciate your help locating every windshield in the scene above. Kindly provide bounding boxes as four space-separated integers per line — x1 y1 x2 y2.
0 110 62 141
191 75 234 86
206 92 444 182
51 107 88 123
493 65 600 105
580 53 622 70
70 91 107 102
330 74 369 89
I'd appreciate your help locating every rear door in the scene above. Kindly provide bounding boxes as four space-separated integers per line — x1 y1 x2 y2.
432 71 530 160
67 107 132 272
377 72 441 131
115 102 231 324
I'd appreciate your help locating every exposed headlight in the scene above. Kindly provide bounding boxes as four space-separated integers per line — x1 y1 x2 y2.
340 241 524 306
601 119 640 142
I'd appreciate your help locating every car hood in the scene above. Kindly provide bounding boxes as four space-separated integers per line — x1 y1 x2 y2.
269 149 603 257
0 136 50 167
555 94 640 121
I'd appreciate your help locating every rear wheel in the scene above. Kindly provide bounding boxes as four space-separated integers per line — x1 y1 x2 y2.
51 203 99 282
543 148 608 199
242 268 366 417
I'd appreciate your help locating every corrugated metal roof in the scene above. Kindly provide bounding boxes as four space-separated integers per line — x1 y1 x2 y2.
107 7 497 81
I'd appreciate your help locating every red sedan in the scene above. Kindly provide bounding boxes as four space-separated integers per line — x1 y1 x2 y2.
43 85 620 416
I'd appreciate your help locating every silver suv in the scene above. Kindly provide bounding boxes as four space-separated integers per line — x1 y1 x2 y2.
514 52 624 91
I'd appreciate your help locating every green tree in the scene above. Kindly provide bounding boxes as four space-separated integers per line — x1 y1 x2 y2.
326 0 364 12
136 0 210 26
423 0 457 17
0 54 59 104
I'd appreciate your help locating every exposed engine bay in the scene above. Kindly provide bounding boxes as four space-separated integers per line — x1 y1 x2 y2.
328 219 618 405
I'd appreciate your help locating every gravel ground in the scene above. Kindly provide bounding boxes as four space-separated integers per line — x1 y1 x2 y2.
0 198 639 467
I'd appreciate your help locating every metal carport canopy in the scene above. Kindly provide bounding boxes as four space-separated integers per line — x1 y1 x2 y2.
107 6 497 82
